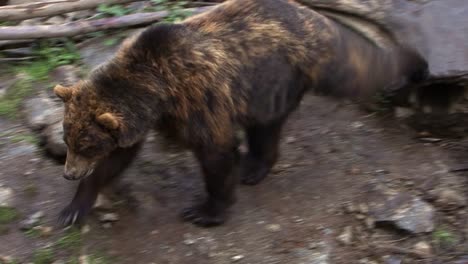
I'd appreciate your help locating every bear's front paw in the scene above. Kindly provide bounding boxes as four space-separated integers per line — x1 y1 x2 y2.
181 202 227 227
240 157 271 185
58 203 92 227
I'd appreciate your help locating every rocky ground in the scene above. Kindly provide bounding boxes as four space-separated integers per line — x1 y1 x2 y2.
0 0 467 264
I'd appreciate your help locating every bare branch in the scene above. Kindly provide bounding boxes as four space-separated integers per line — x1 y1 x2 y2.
0 0 142 21
0 6 214 40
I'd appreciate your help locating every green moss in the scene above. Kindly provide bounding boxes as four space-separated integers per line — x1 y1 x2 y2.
0 207 18 225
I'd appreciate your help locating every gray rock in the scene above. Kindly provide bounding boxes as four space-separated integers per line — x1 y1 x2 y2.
50 65 81 87
382 255 402 264
368 191 435 234
451 255 468 264
20 211 44 230
24 93 63 131
0 185 13 207
42 121 67 158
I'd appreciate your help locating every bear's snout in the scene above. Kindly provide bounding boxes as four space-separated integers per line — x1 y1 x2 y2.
63 151 95 180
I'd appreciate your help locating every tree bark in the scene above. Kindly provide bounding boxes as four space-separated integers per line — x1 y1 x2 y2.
0 0 143 21
0 6 213 40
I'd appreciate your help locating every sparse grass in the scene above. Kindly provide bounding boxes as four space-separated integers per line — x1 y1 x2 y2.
97 4 132 17
432 228 457 249
10 133 39 145
0 207 18 225
24 227 42 238
0 39 81 119
0 75 34 118
55 227 82 249
148 0 192 22
32 248 54 264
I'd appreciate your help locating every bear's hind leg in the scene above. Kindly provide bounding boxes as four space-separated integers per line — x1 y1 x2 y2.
241 118 286 185
181 144 240 227
58 142 143 227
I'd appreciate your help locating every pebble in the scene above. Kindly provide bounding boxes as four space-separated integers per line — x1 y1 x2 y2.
337 226 353 245
413 241 431 257
99 213 119 223
0 185 14 207
231 255 245 262
183 234 197 245
102 223 112 229
266 224 281 232
435 189 466 210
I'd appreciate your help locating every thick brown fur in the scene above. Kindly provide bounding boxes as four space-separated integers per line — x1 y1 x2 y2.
55 0 428 227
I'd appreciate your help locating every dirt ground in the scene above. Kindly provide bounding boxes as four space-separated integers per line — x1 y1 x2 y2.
0 0 467 264
1 94 467 264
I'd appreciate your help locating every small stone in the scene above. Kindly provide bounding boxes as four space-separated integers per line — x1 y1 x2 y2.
350 167 361 175
359 203 369 214
183 234 197 245
394 107 414 118
151 229 159 235
355 213 366 220
102 223 112 229
337 226 353 245
20 211 44 230
81 225 90 234
93 194 113 210
435 189 466 210
308 242 318 249
286 136 296 143
413 241 431 257
266 224 281 232
351 121 364 129
34 226 53 237
231 255 244 262
99 213 119 223
31 211 44 220
382 255 402 264
418 137 442 143
344 203 356 213
365 217 375 229
0 185 13 207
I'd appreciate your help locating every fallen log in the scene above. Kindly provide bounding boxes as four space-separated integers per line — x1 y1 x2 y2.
0 0 142 21
0 6 213 40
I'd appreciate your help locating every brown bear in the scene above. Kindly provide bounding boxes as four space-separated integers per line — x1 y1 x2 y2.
54 0 428 227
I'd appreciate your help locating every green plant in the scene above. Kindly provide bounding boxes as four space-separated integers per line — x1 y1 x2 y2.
32 248 54 264
148 0 191 22
0 39 81 118
0 207 18 225
0 75 34 118
55 227 82 249
432 228 457 249
10 133 39 145
97 4 131 17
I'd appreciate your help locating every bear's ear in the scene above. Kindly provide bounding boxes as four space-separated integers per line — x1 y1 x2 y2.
96 113 120 130
53 84 73 102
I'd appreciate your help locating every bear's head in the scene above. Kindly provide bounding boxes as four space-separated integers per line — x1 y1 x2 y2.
54 83 127 180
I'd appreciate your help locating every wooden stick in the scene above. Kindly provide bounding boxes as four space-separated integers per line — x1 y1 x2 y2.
0 0 142 21
0 6 214 40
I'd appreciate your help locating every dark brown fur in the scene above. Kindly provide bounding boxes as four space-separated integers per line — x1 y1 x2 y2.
55 0 428 227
